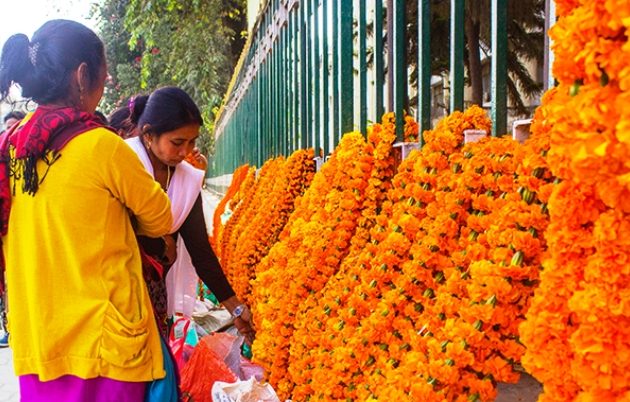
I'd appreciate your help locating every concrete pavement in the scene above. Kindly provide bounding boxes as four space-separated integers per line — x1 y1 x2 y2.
0 346 18 402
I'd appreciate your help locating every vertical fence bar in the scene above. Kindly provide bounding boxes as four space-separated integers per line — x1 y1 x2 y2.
258 14 269 162
393 0 406 141
260 14 265 161
359 0 367 135
266 34 272 159
276 0 282 154
276 1 283 154
261 56 267 162
386 0 394 112
299 1 308 149
450 0 464 112
271 3 278 156
322 0 330 154
292 5 300 152
491 0 507 137
313 0 321 154
374 0 384 120
306 0 313 148
417 0 431 141
258 14 269 160
543 0 556 91
288 5 294 152
257 34 263 166
340 1 354 133
332 0 340 144
278 0 287 155
283 2 290 155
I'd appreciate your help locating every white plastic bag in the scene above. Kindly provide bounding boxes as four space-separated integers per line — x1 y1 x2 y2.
211 378 280 402
166 237 199 317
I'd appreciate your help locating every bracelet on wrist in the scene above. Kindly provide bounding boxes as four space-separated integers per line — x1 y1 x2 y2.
232 304 247 318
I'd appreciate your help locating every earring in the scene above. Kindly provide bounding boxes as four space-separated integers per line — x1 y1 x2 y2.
79 86 85 108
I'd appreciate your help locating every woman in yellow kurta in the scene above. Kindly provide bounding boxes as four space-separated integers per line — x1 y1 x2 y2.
0 20 173 401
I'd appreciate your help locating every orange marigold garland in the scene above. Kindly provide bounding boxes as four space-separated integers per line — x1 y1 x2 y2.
251 131 376 398
519 1 630 400
365 132 553 402
286 106 495 401
219 166 256 266
222 158 283 298
287 116 398 399
229 150 315 306
212 164 250 251
253 126 394 396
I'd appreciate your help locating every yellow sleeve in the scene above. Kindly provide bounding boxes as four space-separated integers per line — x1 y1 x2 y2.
102 135 173 237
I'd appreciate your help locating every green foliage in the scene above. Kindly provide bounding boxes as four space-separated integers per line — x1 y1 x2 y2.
93 0 142 113
93 0 247 157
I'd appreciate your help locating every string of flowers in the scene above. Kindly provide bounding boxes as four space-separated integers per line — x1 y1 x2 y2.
250 131 377 399
361 129 553 401
519 1 630 400
218 166 256 265
287 106 495 401
229 150 315 306
221 158 283 297
287 116 399 398
211 164 250 251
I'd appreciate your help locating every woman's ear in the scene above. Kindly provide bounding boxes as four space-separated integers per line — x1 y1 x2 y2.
76 62 89 93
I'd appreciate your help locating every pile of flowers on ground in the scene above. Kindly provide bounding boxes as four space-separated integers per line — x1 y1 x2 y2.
519 1 630 400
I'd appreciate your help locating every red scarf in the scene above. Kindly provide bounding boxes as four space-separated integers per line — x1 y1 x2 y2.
0 106 110 291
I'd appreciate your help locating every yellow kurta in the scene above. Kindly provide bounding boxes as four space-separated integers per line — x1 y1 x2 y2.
2 120 172 382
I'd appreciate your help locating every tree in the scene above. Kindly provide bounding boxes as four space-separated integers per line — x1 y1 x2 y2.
94 0 247 157
93 0 143 113
405 0 545 115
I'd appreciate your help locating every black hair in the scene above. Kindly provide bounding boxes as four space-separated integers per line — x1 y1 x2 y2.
129 86 203 138
108 103 136 138
0 19 105 104
3 111 26 123
94 110 108 125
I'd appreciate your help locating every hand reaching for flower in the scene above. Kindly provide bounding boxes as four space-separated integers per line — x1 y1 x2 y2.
185 147 208 171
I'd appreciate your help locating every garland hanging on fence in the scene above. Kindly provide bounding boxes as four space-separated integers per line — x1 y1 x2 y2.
519 1 630 400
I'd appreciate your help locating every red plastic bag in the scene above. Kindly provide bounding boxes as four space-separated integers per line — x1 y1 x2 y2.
180 337 238 402
169 317 195 372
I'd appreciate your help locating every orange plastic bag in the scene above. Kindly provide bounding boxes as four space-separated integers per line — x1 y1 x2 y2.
180 337 239 402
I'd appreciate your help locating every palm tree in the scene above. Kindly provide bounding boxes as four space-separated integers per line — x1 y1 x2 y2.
405 0 545 114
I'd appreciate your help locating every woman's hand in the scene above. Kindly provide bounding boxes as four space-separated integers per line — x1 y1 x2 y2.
185 147 208 171
234 314 255 346
223 296 256 346
161 234 177 266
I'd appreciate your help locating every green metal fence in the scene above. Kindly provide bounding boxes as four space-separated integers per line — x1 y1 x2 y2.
210 0 553 177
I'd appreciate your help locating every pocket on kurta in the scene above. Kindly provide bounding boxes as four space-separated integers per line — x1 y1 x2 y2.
101 302 151 368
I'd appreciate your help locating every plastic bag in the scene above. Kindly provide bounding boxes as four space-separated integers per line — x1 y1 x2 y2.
169 317 197 372
202 333 243 377
166 237 199 317
211 378 280 402
239 356 265 382
180 337 239 402
180 333 266 402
